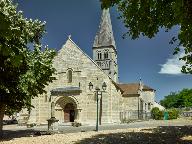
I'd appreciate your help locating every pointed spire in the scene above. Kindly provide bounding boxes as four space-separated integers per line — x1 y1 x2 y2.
93 9 116 50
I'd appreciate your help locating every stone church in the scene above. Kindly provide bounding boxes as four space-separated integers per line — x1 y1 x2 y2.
22 9 155 125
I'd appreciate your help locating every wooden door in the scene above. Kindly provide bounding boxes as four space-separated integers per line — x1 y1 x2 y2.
70 110 75 122
64 103 75 122
64 109 70 122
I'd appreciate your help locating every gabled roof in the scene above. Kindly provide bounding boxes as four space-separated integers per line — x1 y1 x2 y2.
93 9 116 51
55 37 120 91
117 83 140 96
61 37 111 75
117 83 155 97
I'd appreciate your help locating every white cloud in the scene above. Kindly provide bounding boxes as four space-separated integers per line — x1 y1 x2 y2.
159 50 185 75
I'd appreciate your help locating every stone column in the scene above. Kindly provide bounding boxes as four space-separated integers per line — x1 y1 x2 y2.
47 102 59 132
76 108 82 122
51 102 55 118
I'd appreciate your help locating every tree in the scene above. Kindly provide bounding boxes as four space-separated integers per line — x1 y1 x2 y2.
160 89 192 108
0 0 56 133
177 88 192 107
101 0 192 74
160 92 180 108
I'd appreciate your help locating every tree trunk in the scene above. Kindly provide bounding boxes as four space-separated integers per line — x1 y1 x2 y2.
0 103 6 136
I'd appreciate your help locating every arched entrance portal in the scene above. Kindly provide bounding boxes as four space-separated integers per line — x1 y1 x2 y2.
54 96 79 123
64 103 75 122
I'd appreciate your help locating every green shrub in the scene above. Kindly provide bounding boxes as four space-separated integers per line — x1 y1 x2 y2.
151 107 179 120
168 109 179 119
151 107 163 120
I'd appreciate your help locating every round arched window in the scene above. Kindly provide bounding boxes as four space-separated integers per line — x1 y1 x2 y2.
67 69 72 83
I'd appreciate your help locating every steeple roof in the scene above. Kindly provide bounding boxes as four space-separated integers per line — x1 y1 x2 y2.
93 9 116 50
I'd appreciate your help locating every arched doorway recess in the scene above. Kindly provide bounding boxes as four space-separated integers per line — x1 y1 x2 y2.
54 96 80 123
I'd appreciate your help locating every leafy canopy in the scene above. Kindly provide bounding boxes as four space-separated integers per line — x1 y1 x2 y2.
101 0 192 74
0 0 56 114
160 89 192 108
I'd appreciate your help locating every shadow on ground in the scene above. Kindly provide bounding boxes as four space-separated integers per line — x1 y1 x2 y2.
0 130 50 141
75 126 192 144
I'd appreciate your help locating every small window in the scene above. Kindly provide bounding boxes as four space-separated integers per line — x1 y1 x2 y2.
97 52 102 60
148 103 151 110
67 69 72 83
97 62 102 67
104 52 108 59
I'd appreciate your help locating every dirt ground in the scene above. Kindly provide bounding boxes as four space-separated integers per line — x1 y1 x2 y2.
1 118 192 144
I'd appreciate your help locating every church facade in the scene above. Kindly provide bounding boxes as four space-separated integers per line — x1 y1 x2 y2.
23 9 155 125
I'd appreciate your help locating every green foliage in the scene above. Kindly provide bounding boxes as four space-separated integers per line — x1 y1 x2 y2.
0 0 56 115
168 109 179 120
151 107 163 120
160 89 192 109
101 0 192 74
160 92 180 108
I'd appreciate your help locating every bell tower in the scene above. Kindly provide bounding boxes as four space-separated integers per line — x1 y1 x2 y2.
93 9 118 82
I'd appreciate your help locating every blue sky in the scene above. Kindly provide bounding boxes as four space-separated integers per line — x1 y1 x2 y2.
15 0 191 102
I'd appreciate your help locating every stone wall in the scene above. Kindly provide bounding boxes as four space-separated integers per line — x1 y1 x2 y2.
119 96 139 120
121 96 139 111
140 91 155 112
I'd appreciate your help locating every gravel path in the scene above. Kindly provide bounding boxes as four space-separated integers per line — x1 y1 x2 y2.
1 118 192 144
0 128 142 144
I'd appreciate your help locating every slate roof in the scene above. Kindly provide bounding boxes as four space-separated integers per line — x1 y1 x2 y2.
93 9 116 51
